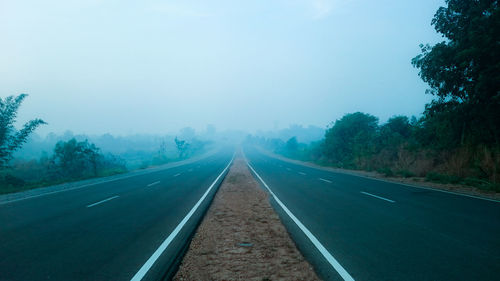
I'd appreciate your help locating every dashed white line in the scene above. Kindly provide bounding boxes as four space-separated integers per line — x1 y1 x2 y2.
86 195 120 208
299 172 307 176
130 155 234 281
360 191 395 203
247 162 355 281
173 173 181 177
147 181 160 187
319 178 332 183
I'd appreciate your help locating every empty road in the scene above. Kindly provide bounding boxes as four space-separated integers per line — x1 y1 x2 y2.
244 146 500 281
0 148 234 281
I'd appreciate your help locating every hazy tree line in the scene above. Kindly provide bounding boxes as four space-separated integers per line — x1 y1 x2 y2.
0 95 211 194
248 0 500 192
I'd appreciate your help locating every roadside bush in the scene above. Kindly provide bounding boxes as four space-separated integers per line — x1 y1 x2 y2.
396 169 414 178
377 167 394 177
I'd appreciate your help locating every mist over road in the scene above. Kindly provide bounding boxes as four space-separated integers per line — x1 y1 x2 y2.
244 146 500 281
0 148 234 281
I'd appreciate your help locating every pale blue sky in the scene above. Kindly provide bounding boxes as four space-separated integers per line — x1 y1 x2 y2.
0 0 444 135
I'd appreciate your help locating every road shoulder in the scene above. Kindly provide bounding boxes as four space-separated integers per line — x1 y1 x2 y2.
257 147 500 202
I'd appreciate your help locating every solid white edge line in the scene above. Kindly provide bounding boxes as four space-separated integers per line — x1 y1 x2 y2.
0 175 139 205
360 191 395 203
86 195 120 208
130 154 234 281
319 178 333 183
147 181 161 187
246 162 355 281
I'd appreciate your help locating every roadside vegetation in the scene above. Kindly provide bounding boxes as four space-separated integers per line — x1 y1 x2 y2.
247 1 500 193
0 94 211 195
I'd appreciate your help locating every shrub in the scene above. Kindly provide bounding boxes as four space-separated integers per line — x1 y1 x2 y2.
378 167 394 177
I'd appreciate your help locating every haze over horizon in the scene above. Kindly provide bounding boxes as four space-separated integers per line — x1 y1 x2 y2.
1 0 444 136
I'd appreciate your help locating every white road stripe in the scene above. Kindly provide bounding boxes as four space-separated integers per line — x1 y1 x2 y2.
130 155 234 281
247 162 355 281
147 181 160 187
173 173 181 177
360 191 395 203
299 172 307 175
319 178 332 183
86 195 120 208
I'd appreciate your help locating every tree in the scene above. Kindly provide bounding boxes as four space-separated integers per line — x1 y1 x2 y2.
286 136 298 151
0 94 46 167
174 137 189 158
322 112 378 168
51 138 100 179
412 0 500 145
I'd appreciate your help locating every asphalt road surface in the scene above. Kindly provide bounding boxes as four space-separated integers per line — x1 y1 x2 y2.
244 145 500 281
0 148 234 281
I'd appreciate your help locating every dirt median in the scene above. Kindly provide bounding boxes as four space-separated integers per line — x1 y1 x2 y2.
174 156 320 281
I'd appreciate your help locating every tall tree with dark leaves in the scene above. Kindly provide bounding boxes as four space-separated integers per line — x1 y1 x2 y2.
412 0 500 146
0 94 46 167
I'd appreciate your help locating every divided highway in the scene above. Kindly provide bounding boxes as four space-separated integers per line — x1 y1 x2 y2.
244 146 500 281
0 148 234 281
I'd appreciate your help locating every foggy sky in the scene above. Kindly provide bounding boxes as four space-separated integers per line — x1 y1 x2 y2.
1 0 444 136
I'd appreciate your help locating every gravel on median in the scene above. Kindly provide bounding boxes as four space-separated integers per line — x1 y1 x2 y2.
174 156 320 281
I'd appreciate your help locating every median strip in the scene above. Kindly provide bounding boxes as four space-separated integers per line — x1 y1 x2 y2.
86 195 120 208
174 156 319 280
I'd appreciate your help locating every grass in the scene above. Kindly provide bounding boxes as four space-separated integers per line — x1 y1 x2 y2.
0 168 128 195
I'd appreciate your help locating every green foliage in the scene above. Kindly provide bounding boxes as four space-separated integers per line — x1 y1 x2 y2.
0 94 46 167
244 1 500 192
378 167 394 177
426 172 461 184
412 0 500 146
174 137 189 158
322 112 378 168
396 170 415 178
51 138 101 179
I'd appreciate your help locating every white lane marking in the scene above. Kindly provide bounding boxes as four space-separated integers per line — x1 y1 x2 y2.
319 178 332 183
0 153 221 206
86 195 120 208
360 191 395 203
299 172 307 176
286 168 292 171
173 173 181 177
260 152 500 203
130 155 234 281
147 181 160 187
247 162 355 281
0 175 138 205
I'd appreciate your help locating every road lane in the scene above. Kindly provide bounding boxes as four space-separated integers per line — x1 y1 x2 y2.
244 146 500 281
0 148 234 281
